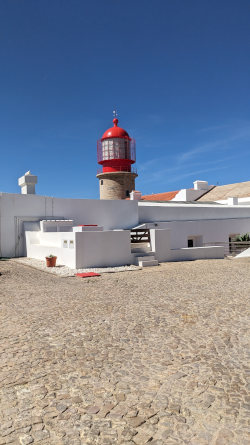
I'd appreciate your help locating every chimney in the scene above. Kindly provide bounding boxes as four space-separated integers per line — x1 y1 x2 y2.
130 190 142 200
227 197 238 205
18 171 38 194
193 180 209 191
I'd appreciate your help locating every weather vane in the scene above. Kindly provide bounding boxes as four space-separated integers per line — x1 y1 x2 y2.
113 109 118 119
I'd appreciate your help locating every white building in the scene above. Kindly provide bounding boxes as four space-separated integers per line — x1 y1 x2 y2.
1 172 250 268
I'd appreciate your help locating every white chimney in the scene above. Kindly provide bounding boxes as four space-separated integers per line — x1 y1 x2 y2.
193 180 209 191
227 197 238 205
130 190 142 200
18 171 38 194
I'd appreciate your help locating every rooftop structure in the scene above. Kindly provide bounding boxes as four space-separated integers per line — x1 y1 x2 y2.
18 171 38 194
197 180 250 204
141 181 214 202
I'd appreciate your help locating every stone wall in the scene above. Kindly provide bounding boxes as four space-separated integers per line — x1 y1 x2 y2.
97 172 137 200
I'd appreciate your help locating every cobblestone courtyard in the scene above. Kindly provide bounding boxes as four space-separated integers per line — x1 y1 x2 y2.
0 258 249 445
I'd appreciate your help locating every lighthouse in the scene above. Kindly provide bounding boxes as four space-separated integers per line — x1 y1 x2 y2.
96 117 138 199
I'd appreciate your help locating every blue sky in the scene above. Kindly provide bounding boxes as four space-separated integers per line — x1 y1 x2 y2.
0 0 250 198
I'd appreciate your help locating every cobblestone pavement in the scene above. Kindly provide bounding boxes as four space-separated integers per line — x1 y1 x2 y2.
0 258 249 445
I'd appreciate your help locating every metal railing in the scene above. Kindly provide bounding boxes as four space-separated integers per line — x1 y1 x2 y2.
97 166 138 174
131 229 150 243
203 241 250 257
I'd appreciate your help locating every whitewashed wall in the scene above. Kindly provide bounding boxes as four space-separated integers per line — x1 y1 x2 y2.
170 246 224 261
75 230 133 268
149 228 224 262
2 192 250 260
26 232 76 268
26 229 133 269
140 218 250 249
139 203 250 249
0 193 139 257
139 202 250 223
172 188 207 201
150 229 171 262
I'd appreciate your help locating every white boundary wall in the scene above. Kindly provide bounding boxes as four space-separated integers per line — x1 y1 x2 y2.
75 230 132 268
143 218 250 249
149 228 224 262
2 192 250 261
138 201 250 223
26 231 76 268
139 202 250 249
26 230 133 269
0 193 139 257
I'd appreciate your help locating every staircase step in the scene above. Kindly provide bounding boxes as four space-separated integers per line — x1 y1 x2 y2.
133 251 154 257
135 255 155 265
136 255 155 261
131 247 151 253
139 259 159 267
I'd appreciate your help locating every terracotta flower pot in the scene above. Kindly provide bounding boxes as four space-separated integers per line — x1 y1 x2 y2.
46 256 57 267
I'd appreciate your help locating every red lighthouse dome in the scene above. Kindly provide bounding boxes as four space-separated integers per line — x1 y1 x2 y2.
97 118 136 173
101 118 130 140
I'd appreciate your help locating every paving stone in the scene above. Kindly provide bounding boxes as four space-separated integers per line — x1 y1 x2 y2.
127 416 146 428
86 405 100 414
71 396 83 404
31 423 44 432
32 430 50 442
0 259 249 445
97 403 115 418
19 435 34 445
133 430 153 444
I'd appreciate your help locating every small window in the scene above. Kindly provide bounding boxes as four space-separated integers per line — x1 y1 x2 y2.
63 240 68 248
126 190 130 197
69 240 74 249
100 180 103 185
187 235 203 248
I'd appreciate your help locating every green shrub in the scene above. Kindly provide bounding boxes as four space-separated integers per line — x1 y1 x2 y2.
235 233 250 242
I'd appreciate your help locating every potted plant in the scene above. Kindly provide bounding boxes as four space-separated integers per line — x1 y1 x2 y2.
45 254 57 267
234 233 250 254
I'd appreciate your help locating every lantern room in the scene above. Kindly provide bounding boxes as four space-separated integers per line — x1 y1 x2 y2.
97 118 136 173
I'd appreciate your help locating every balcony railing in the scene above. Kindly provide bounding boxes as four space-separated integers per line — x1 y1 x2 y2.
203 241 250 257
97 166 138 174
130 229 150 243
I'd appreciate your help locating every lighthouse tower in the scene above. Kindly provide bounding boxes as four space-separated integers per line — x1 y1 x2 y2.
96 117 138 200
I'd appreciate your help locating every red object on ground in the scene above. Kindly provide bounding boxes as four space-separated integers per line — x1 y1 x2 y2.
46 256 57 267
75 272 101 278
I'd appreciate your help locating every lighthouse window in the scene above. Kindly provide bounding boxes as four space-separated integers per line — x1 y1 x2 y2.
102 138 131 160
100 180 103 185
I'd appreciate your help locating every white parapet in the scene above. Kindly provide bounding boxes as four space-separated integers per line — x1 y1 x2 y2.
25 229 133 268
18 171 38 194
73 225 103 232
40 220 74 232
